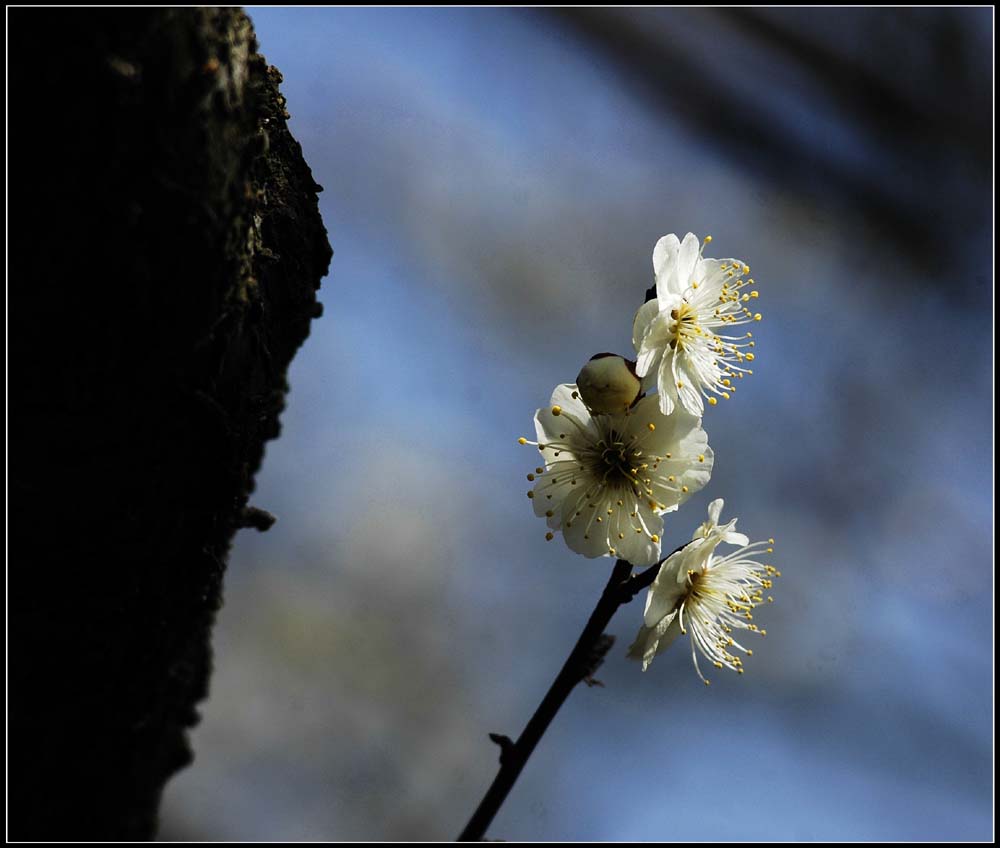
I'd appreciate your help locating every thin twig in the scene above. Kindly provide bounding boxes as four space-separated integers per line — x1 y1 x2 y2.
457 542 687 842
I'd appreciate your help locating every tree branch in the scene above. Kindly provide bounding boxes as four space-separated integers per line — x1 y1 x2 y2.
457 542 687 841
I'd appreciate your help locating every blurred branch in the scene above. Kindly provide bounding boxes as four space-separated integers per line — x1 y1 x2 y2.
547 8 990 264
725 7 990 166
458 546 684 842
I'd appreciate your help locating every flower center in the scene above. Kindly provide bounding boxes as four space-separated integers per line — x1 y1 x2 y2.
593 435 635 487
684 567 708 600
669 301 699 351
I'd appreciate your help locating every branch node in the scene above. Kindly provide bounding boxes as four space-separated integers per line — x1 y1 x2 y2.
487 733 515 766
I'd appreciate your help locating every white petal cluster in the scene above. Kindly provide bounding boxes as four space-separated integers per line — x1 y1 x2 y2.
633 233 761 416
516 231 776 684
520 384 713 566
628 499 778 684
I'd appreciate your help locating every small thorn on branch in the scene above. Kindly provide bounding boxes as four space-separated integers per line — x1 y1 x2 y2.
239 505 276 532
488 733 515 766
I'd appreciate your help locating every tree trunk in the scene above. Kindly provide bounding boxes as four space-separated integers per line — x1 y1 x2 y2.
8 9 332 839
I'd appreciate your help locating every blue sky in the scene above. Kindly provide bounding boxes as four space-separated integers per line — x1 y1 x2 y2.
160 9 993 841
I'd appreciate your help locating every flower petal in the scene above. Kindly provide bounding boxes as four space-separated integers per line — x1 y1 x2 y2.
632 300 663 377
628 612 682 671
707 498 724 525
655 355 677 415
629 393 699 449
533 470 581 521
677 446 713 501
613 500 661 567
694 257 739 300
724 529 750 547
655 234 693 306
643 552 688 625
652 233 680 277
549 383 593 422
674 232 701 291
562 490 614 558
533 387 594 450
671 351 705 417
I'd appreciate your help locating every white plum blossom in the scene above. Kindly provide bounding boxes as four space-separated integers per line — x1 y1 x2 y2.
628 499 778 684
519 383 713 566
633 232 761 416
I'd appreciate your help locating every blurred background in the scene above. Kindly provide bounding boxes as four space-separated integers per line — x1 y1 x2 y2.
160 8 992 841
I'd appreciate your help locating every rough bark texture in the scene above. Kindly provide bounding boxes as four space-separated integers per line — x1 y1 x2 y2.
8 9 332 839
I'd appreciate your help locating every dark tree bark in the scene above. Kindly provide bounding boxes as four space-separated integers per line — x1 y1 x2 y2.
8 9 332 840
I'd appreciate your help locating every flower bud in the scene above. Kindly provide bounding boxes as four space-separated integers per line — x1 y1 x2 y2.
575 354 641 414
